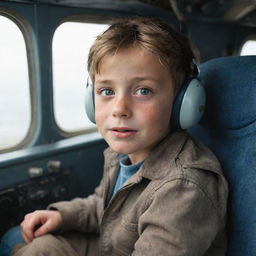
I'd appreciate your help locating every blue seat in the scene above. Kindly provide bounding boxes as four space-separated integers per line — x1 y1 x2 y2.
189 56 256 256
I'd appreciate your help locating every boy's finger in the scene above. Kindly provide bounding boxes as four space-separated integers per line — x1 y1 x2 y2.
21 230 32 244
21 227 34 243
34 221 50 237
21 215 39 242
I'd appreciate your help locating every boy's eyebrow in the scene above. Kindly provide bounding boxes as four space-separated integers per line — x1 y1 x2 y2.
95 76 160 85
130 76 160 83
94 79 113 85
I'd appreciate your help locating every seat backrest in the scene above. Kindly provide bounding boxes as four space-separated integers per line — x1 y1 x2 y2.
188 56 256 256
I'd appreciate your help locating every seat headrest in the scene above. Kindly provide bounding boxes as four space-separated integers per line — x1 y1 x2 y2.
198 56 256 131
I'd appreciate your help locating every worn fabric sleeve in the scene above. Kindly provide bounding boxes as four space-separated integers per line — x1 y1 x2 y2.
132 176 227 256
47 178 104 234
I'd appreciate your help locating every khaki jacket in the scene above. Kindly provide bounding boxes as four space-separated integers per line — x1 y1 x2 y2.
49 131 228 256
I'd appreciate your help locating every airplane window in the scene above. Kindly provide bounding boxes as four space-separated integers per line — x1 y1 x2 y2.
240 40 256 55
0 15 31 150
52 22 109 133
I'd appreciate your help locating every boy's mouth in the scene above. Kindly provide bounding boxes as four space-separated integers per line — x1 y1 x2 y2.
110 127 136 132
109 127 137 138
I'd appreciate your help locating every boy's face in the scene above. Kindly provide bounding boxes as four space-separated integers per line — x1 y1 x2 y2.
94 46 175 164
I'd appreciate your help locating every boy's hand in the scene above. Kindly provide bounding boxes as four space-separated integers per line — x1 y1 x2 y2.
21 210 63 243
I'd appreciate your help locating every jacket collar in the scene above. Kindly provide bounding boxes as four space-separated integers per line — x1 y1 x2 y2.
103 131 188 181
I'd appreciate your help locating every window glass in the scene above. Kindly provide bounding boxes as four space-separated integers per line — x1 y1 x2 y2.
240 40 256 55
0 15 31 150
52 22 109 133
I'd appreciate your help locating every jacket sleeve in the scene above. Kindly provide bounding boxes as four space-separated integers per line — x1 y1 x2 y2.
132 176 227 256
47 178 104 234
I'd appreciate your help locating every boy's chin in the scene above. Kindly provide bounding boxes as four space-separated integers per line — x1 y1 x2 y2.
110 146 131 155
108 143 151 162
108 143 136 155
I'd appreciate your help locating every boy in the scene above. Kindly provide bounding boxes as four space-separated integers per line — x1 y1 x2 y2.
12 17 228 255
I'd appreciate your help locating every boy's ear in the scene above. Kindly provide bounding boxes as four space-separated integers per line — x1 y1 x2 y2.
85 77 96 124
171 66 205 130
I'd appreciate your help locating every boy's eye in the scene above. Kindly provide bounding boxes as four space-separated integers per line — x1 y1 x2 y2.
135 88 151 95
100 88 114 96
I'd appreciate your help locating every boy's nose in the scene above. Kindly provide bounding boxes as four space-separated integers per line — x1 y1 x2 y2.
112 96 132 118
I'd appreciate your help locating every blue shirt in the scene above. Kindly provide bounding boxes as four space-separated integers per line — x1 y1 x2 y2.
113 156 144 195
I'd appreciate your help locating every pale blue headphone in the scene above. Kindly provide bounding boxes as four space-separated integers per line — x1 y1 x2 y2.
85 63 205 130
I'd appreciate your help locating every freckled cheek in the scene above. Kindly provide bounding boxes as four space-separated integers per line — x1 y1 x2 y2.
138 105 172 125
95 102 108 126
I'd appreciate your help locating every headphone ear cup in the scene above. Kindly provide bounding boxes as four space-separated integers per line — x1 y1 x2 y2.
171 78 205 130
85 77 96 124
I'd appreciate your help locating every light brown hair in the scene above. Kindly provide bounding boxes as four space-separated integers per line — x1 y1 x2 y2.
88 17 196 92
